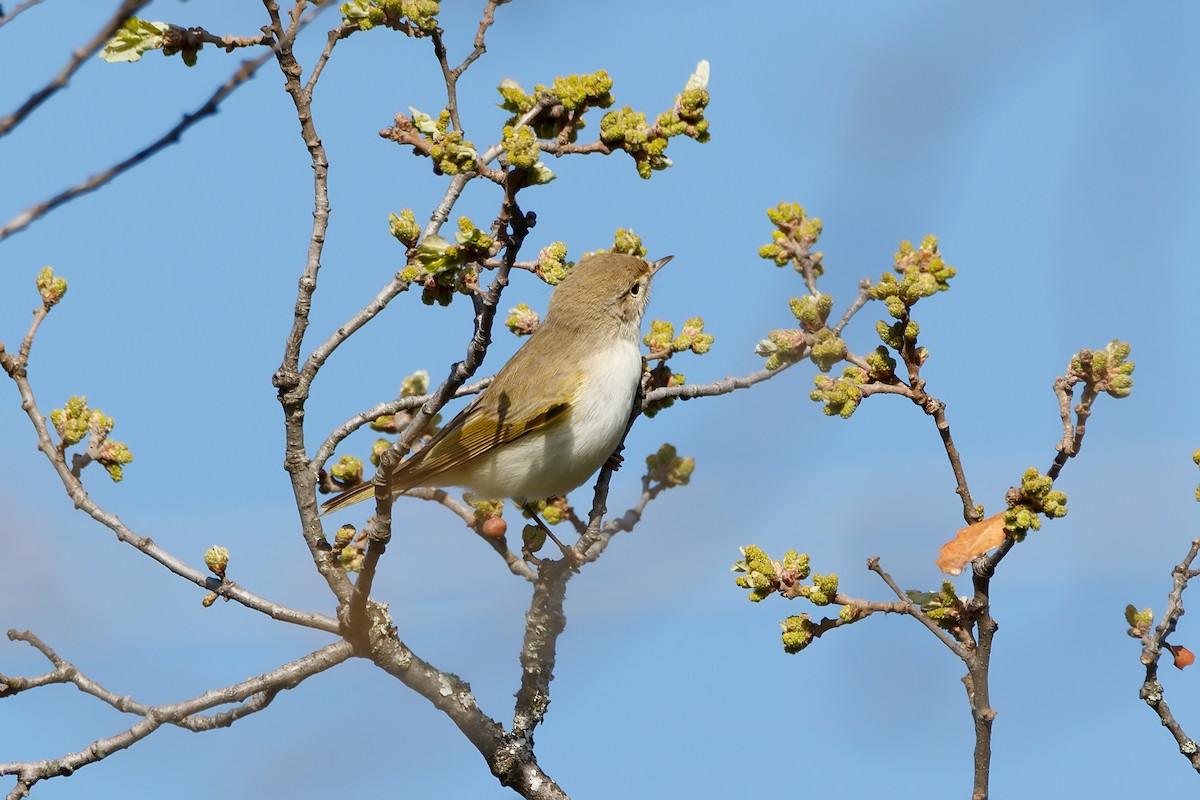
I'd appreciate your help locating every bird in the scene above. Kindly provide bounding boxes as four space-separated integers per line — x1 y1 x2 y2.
320 251 672 516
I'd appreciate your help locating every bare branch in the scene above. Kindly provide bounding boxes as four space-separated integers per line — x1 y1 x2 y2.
867 557 970 659
0 0 43 29
0 638 354 796
0 0 150 140
832 278 873 335
0 50 273 243
401 488 537 579
643 360 796 406
314 377 492 472
4 367 339 634
1137 537 1200 771
264 0 357 607
0 629 280 731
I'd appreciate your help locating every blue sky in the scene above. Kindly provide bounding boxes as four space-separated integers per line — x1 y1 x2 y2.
3 1 1200 797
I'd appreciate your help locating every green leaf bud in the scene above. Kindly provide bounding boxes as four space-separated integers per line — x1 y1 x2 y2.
36 266 68 307
204 545 229 579
781 614 814 654
389 209 421 246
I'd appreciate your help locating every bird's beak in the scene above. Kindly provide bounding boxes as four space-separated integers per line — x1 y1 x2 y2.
649 255 674 275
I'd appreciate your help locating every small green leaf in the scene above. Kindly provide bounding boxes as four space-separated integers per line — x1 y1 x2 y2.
100 18 169 63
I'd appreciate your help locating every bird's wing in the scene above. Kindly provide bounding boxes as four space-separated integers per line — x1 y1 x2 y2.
319 341 580 516
393 358 578 489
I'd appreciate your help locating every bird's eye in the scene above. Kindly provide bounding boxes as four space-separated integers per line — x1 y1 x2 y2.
629 282 641 296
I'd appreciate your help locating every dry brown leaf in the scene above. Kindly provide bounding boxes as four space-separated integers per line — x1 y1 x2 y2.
1170 644 1195 670
936 513 1007 575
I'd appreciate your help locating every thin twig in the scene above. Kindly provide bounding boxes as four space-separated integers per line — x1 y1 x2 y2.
0 0 43 29
264 0 357 607
4 366 340 633
867 557 970 658
0 630 278 730
832 278 873 335
0 0 150 139
0 638 354 796
1137 537 1200 771
314 377 492 472
0 50 274 243
642 361 795 406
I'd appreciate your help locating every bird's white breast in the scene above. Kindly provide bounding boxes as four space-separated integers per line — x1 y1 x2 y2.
461 339 642 502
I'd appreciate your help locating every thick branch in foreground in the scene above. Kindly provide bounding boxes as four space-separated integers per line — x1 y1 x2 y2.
363 602 568 799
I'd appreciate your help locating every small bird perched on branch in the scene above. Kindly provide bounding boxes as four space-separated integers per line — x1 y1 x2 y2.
321 251 672 515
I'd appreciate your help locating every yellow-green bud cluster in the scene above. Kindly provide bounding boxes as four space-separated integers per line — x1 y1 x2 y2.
505 303 540 337
1195 448 1200 503
331 454 363 485
502 125 540 169
500 124 555 185
865 346 898 381
799 573 839 606
50 396 133 481
536 242 571 285
600 107 671 179
655 60 710 144
497 71 614 141
780 614 814 654
871 235 955 315
471 499 504 522
611 228 646 257
333 524 366 572
1069 340 1135 399
36 266 68 307
96 440 133 481
339 545 365 572
340 0 439 33
1003 467 1068 541
408 107 477 175
528 496 570 526
875 319 920 350
410 217 494 306
758 202 825 276
204 545 229 579
389 209 421 247
789 293 833 332
50 396 91 446
643 319 675 356
400 370 429 397
755 328 807 371
645 443 695 488
642 363 686 418
810 367 867 419
809 328 847 373
675 317 714 355
906 581 964 629
334 524 357 549
732 544 778 602
780 550 811 581
1125 604 1154 638
644 318 714 358
369 438 390 467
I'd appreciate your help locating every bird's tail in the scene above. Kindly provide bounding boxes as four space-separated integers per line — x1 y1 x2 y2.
319 482 377 516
